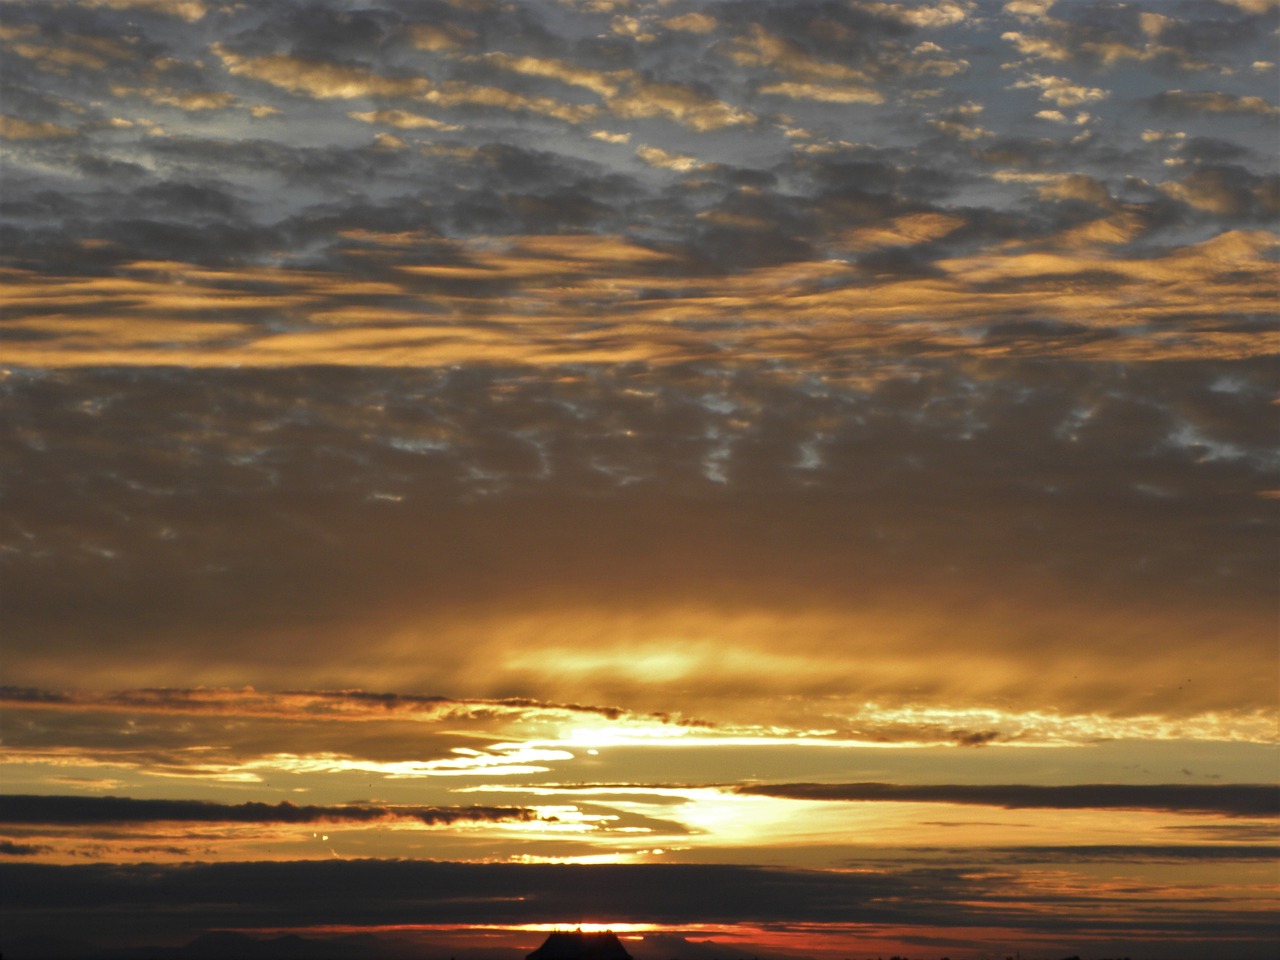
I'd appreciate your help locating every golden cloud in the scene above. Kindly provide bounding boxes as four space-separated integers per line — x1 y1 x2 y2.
759 82 884 105
212 44 431 100
10 41 114 73
407 22 477 52
861 1 972 27
348 108 462 131
662 12 718 34
635 144 706 172
481 52 632 99
3 229 1275 370
724 25 871 85
837 213 967 251
1012 73 1109 108
1036 173 1112 204
1154 89 1279 117
424 82 599 123
608 82 755 131
78 0 208 21
0 114 76 139
111 85 238 112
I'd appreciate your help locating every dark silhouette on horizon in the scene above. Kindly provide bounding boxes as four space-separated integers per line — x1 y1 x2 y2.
527 931 632 960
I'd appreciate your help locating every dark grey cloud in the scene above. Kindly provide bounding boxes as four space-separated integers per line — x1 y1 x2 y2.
0 795 536 827
736 782 1280 817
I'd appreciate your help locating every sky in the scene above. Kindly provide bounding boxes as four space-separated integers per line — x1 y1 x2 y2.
0 0 1277 957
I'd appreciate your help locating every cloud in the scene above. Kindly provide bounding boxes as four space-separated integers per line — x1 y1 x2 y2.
723 24 873 84
0 794 537 826
480 52 631 99
758 82 884 105
999 1 1273 72
2 352 1275 731
861 1 972 28
0 686 637 724
348 109 461 132
110 85 238 112
635 144 705 172
1159 165 1280 218
736 782 1280 817
975 844 1280 864
212 45 432 100
1004 0 1056 19
662 12 717 34
0 840 53 856
0 860 917 927
1036 173 1111 204
0 115 77 139
77 0 208 21
406 22 477 53
1012 73 1109 108
424 83 599 124
0 0 1275 867
4 857 1278 950
1151 89 1279 117
607 82 755 131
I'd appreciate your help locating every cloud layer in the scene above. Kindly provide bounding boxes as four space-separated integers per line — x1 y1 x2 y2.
1 1 1276 956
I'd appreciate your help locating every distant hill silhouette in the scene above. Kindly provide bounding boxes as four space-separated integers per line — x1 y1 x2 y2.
527 931 632 960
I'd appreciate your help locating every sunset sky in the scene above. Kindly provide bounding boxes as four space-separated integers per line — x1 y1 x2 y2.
1 0 1277 957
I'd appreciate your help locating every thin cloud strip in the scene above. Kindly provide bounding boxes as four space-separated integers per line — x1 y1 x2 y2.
0 794 539 826
0 686 650 725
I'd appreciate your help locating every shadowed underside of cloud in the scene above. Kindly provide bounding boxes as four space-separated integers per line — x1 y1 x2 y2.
736 782 1280 817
